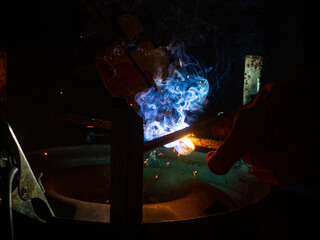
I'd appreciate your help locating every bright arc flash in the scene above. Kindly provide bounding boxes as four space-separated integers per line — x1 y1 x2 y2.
177 137 195 155
164 136 195 155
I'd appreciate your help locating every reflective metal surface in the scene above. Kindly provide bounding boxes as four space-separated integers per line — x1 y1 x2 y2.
26 145 269 223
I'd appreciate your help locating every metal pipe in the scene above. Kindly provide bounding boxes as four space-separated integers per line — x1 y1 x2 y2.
8 166 19 240
1 103 111 130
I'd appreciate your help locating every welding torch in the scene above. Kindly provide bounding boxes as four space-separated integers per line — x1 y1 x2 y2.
143 112 233 152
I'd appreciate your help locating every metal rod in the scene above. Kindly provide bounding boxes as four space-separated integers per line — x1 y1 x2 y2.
8 166 18 240
143 113 232 152
1 103 111 130
2 103 222 151
188 137 220 149
0 50 7 104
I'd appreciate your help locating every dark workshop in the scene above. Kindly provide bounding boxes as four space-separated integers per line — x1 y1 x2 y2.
0 0 319 239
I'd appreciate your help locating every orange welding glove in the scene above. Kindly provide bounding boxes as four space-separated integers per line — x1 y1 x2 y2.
206 68 320 185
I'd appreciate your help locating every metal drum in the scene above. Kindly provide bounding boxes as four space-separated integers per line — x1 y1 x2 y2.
26 144 270 238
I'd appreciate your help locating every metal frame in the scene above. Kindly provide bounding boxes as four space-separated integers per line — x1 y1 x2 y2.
110 98 143 238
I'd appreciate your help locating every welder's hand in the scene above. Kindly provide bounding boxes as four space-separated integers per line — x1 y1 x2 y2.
206 82 274 176
206 68 320 185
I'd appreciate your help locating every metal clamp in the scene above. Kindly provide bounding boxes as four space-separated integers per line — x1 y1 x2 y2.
7 123 55 222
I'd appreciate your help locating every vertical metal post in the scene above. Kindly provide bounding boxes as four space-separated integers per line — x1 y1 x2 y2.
0 50 7 120
0 50 6 104
110 98 143 238
243 55 263 104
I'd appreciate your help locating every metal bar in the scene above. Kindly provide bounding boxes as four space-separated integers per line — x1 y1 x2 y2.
8 166 18 240
2 102 223 151
0 50 7 121
0 50 7 104
0 166 18 240
110 98 143 238
1 103 111 130
143 112 234 152
188 137 220 150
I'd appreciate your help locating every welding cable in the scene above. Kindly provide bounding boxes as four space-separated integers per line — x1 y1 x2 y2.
7 166 18 240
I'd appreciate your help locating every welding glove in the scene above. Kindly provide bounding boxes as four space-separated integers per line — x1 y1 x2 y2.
206 68 320 185
95 13 168 108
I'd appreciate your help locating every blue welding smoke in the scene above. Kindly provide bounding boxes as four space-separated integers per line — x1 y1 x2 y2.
132 0 266 153
135 44 210 154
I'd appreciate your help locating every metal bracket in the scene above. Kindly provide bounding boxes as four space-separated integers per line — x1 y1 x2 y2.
7 123 55 222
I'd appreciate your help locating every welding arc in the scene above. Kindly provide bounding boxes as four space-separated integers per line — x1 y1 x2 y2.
143 113 231 152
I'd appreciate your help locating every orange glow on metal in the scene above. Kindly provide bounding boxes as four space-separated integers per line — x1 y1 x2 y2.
179 59 183 68
179 137 196 155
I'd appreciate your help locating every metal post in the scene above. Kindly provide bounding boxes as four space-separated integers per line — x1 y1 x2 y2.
110 98 143 238
0 50 7 104
243 55 263 104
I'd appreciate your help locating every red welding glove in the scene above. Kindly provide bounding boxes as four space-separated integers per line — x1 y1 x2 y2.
96 40 155 102
95 14 167 107
206 68 320 185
